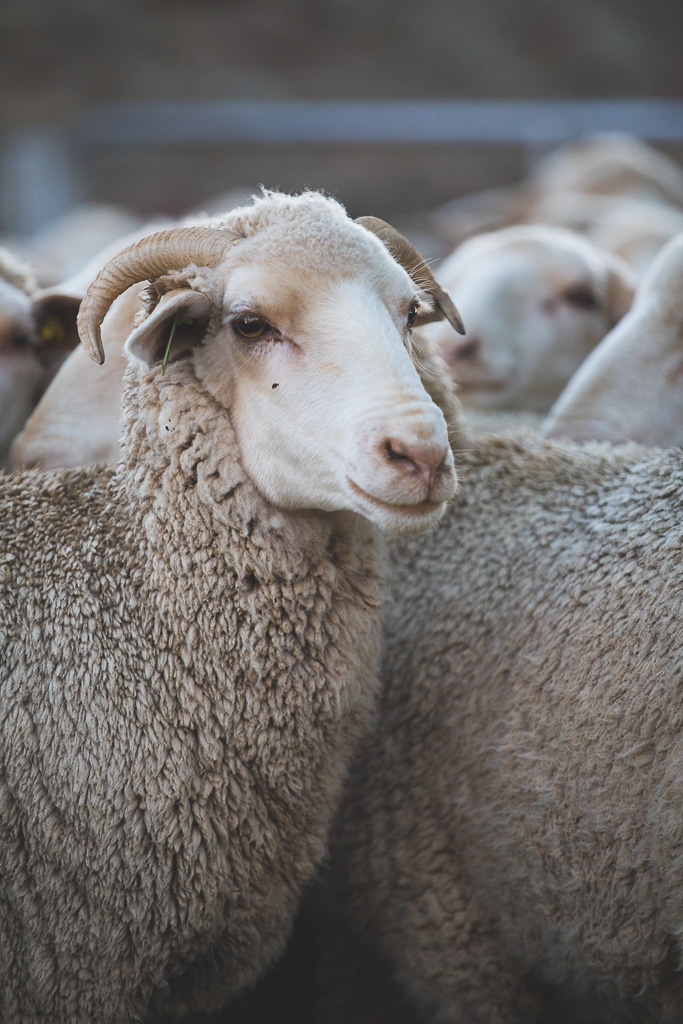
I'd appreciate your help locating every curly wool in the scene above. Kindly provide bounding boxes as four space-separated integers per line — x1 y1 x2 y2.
326 433 683 1024
0 355 384 1024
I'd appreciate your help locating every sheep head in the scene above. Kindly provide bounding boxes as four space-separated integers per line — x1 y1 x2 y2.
77 192 462 535
543 230 683 446
428 225 635 413
0 253 80 461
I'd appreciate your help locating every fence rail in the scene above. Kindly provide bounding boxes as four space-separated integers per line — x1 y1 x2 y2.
3 99 683 234
75 98 683 146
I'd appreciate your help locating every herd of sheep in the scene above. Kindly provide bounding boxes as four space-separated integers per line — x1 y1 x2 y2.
0 133 681 1023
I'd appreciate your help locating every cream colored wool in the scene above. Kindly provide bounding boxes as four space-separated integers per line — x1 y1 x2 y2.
0 360 384 1023
325 433 683 1024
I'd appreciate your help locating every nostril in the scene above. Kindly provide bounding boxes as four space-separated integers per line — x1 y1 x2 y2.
384 440 414 467
381 439 449 489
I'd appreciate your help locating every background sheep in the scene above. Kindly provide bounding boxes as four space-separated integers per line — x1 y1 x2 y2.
322 432 683 1024
427 225 634 412
527 133 683 210
5 202 146 286
529 193 683 277
0 246 81 466
10 284 138 469
543 231 683 446
431 136 683 277
0 190 462 1024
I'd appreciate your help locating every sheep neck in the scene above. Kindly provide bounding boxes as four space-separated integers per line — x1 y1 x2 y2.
116 359 385 608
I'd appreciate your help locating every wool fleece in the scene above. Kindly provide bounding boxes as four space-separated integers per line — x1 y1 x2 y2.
325 434 683 1024
0 358 385 1022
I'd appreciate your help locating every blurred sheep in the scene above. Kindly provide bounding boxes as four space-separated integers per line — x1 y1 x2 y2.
543 231 683 445
428 225 634 412
528 133 683 208
430 136 683 276
0 246 80 466
6 202 145 286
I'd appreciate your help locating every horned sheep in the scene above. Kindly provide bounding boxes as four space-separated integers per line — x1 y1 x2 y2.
323 430 683 1023
0 190 463 1024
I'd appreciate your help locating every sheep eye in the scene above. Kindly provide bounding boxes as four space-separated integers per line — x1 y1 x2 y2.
234 314 268 339
563 284 599 311
406 301 419 327
10 331 30 349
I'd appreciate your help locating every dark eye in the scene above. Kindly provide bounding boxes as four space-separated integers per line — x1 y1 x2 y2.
234 314 269 339
407 301 419 327
10 331 31 349
563 284 599 311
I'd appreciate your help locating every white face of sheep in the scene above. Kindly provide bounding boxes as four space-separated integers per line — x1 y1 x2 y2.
117 218 458 536
429 229 634 413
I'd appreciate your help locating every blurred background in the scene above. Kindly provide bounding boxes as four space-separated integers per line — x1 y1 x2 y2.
1 0 682 279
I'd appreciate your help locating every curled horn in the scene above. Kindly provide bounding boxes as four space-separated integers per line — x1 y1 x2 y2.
77 227 240 364
356 216 465 335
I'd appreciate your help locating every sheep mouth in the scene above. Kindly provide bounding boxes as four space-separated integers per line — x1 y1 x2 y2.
347 477 444 516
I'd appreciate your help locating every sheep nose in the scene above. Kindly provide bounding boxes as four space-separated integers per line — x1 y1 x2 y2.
381 439 450 491
443 335 480 366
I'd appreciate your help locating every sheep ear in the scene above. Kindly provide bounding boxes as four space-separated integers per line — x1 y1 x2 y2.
32 292 82 355
604 258 636 329
125 289 212 368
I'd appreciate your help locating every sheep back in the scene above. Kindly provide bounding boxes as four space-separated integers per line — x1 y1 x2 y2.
327 433 683 1023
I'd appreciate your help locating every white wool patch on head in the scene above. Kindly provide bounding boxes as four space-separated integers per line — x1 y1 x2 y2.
212 190 402 284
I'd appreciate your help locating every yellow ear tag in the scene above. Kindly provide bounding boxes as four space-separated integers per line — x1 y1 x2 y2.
39 316 65 343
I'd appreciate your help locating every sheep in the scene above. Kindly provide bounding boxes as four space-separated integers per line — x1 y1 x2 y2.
8 201 146 286
429 136 683 253
587 197 683 276
10 220 178 471
427 225 634 412
11 212 464 474
10 286 138 469
543 231 683 446
527 192 683 276
0 246 81 467
322 428 683 1024
528 133 683 210
0 190 464 1024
